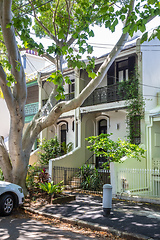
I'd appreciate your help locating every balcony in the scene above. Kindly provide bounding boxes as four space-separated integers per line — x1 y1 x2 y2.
25 102 39 116
42 81 137 108
42 92 74 107
82 82 133 107
64 92 74 101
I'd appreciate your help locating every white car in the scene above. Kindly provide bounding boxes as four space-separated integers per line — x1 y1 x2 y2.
0 181 24 216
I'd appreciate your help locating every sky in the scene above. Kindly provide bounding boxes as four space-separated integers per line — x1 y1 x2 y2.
86 16 160 57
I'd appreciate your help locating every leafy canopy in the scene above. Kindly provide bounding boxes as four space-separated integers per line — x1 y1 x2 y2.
1 0 160 99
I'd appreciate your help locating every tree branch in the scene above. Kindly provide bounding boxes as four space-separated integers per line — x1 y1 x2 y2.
41 52 57 65
0 0 26 108
29 0 59 45
0 136 12 182
0 65 14 112
23 0 137 154
64 0 71 42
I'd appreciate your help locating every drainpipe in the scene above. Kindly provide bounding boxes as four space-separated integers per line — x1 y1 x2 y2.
37 72 43 142
74 67 81 149
136 38 151 168
146 115 153 170
37 72 42 109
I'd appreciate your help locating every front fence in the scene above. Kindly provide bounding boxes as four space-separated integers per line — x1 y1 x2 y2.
117 169 160 198
52 166 110 192
52 167 160 199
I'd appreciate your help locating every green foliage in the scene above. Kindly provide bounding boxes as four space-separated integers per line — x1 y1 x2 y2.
118 71 145 144
3 0 159 102
38 137 61 165
26 165 51 192
10 0 121 85
6 74 17 87
26 164 42 190
38 137 73 165
38 168 51 184
86 133 145 167
79 164 102 191
0 168 4 181
39 180 64 196
61 142 73 154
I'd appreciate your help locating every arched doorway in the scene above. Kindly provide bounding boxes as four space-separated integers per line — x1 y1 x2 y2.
98 119 107 134
61 124 67 145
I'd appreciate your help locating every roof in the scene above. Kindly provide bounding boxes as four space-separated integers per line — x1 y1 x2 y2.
26 33 141 81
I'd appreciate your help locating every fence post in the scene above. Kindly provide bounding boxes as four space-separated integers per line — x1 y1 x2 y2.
110 162 116 196
64 168 67 185
49 159 53 181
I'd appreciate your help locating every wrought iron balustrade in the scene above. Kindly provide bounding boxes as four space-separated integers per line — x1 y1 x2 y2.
25 102 39 116
82 82 131 107
64 92 74 101
42 92 74 106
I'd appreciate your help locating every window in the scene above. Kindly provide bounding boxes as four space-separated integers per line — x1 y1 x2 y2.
117 59 129 82
68 79 75 99
116 56 136 82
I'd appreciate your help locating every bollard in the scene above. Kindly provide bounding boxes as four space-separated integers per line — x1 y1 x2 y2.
103 184 112 216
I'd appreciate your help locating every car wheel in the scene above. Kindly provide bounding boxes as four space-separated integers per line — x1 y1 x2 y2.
0 194 14 216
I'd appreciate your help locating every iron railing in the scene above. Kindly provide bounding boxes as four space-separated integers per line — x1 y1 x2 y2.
82 82 132 107
52 166 110 192
25 102 39 116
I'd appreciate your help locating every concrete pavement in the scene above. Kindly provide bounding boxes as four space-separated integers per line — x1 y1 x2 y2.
24 192 160 240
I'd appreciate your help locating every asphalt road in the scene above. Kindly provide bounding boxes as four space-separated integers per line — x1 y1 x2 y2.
0 210 100 240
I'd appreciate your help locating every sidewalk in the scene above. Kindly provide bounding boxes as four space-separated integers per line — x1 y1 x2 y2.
25 192 160 240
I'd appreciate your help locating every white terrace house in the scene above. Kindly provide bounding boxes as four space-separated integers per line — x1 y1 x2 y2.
28 36 160 199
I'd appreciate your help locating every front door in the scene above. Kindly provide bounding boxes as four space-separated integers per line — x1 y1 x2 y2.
96 119 107 168
98 119 107 134
61 124 67 153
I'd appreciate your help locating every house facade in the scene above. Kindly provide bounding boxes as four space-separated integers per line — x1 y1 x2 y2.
42 36 160 196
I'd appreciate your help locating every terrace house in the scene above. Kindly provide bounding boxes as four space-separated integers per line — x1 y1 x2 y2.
26 35 160 198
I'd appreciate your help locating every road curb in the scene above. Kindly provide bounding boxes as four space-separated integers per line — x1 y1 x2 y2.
23 207 153 240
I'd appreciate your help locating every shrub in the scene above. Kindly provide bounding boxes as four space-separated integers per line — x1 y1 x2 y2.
79 164 102 191
26 164 42 190
38 137 61 165
39 181 64 203
61 141 73 154
38 168 51 184
38 137 73 165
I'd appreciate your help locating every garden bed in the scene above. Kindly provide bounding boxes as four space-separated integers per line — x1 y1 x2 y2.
25 189 76 209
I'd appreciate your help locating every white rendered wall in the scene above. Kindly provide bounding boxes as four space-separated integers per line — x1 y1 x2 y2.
0 99 10 138
106 110 127 141
142 38 160 111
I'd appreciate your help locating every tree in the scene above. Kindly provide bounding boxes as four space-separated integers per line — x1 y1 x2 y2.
86 133 145 168
0 0 159 194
